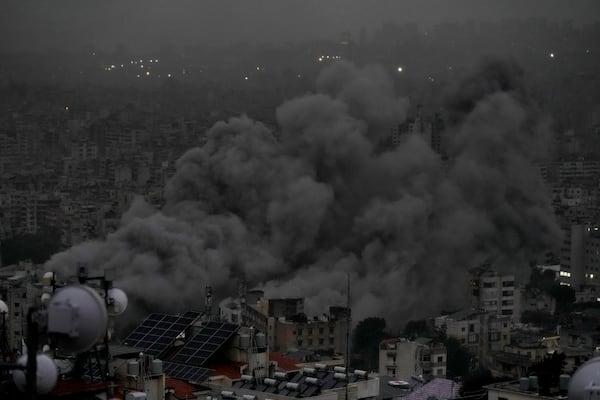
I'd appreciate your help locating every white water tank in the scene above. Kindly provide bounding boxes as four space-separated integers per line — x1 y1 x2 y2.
255 332 266 348
128 361 140 376
151 359 163 375
126 392 147 400
239 334 250 349
334 373 347 380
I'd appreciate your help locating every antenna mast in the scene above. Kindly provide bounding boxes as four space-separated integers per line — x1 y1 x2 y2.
345 271 351 400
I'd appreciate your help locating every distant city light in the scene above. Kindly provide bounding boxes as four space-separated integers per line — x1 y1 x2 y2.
110 64 115 69
550 52 555 58
140 65 144 68
136 74 141 78
256 66 260 70
586 49 590 54
167 73 172 78
120 64 124 68
318 56 323 62
146 71 150 76
155 59 158 63
297 74 302 78
244 76 249 80
397 66 403 72
65 106 69 111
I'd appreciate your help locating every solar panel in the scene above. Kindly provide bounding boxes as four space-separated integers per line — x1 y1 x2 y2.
163 361 212 383
170 321 238 366
123 313 198 357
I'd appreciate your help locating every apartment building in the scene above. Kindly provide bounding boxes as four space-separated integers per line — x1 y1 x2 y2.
378 337 447 380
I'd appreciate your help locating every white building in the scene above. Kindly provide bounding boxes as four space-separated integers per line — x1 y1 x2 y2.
378 337 446 380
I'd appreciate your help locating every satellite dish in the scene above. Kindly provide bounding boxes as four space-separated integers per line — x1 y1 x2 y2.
569 357 600 400
47 285 108 353
107 288 128 316
42 272 55 286
0 300 8 314
12 354 58 394
40 293 51 306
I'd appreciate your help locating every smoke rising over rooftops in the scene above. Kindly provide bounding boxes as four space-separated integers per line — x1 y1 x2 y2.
45 59 561 327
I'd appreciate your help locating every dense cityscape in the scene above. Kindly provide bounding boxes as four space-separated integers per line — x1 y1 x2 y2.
1 4 600 400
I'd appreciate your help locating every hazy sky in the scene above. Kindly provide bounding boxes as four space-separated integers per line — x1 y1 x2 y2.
1 0 599 52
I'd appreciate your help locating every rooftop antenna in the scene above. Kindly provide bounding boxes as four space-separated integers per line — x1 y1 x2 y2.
238 279 247 325
205 285 213 322
345 271 351 400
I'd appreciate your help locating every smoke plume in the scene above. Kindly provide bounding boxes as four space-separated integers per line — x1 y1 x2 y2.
45 60 561 329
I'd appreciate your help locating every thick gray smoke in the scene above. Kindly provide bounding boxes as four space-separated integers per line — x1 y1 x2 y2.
45 60 561 328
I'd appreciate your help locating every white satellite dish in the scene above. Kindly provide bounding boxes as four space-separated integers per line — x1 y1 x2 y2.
107 288 128 316
12 354 58 394
569 357 600 400
0 300 8 314
47 285 108 353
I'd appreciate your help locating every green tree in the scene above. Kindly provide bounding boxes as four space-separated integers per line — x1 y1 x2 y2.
550 284 576 313
403 319 434 340
530 352 566 395
459 367 506 396
351 317 389 371
444 336 473 380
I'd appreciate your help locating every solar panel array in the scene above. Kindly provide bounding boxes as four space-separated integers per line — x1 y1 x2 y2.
123 313 200 357
171 321 238 366
163 361 213 383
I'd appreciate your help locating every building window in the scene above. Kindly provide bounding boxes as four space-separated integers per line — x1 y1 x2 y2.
422 354 431 362
297 329 303 335
502 281 514 287
319 327 324 335
469 324 475 332
308 329 312 335
461 327 466 332
308 339 313 346
483 282 496 288
329 327 334 334
436 368 444 376
297 340 303 346
468 333 478 343
329 338 334 345
437 356 444 362
319 338 324 345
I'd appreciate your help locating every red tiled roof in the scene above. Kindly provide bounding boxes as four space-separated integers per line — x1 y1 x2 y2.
207 361 244 379
165 377 200 399
269 352 301 372
50 380 110 396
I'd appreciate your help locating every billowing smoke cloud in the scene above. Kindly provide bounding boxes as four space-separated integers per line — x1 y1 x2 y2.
45 60 561 329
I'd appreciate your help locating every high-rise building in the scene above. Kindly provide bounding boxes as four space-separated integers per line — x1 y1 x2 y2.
469 267 520 321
